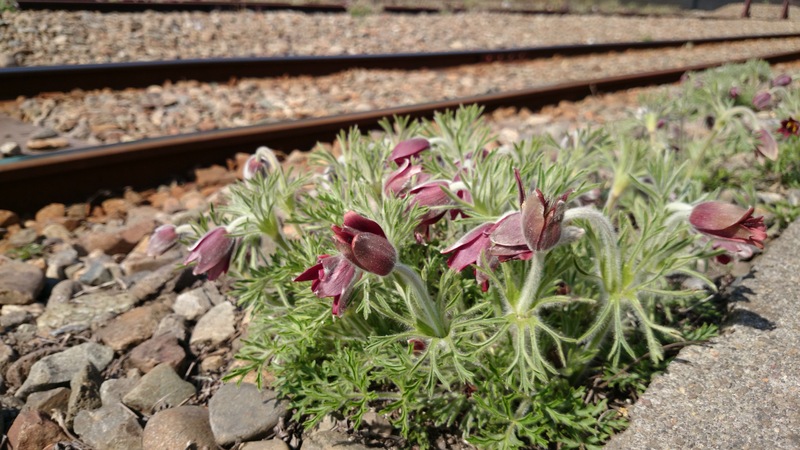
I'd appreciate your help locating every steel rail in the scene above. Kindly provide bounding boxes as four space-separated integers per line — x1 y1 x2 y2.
3 48 800 213
4 33 800 100
12 0 658 16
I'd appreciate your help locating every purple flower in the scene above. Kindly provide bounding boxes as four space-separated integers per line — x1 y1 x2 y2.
689 202 767 249
294 254 359 317
384 159 425 196
771 74 792 87
390 138 430 165
243 146 280 180
752 91 772 110
332 211 397 276
488 212 534 262
711 239 754 265
147 224 178 257
755 129 779 161
184 227 235 280
408 180 454 242
521 188 570 252
778 117 800 138
442 222 495 273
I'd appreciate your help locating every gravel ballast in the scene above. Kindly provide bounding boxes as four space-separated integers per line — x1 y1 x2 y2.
3 10 800 67
4 38 800 146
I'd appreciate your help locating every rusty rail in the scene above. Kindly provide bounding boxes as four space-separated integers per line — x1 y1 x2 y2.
4 33 800 100
3 48 800 213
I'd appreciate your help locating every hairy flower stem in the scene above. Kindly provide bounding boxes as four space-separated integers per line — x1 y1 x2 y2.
564 207 621 293
394 263 447 338
515 252 546 315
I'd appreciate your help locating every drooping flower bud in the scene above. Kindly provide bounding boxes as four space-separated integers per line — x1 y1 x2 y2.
183 227 235 280
755 129 779 161
331 211 397 276
243 146 280 180
729 86 741 99
771 74 792 87
384 159 425 196
689 202 767 249
752 91 772 110
389 138 430 165
147 224 179 257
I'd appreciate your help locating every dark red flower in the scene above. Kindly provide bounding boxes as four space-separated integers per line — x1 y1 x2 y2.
384 159 425 196
521 188 570 252
778 117 800 138
147 224 178 257
755 129 779 161
294 254 359 316
332 211 397 276
389 138 430 164
184 227 234 280
689 202 767 249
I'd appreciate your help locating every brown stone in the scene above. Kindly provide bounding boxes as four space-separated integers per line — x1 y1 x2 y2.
142 406 217 450
101 198 132 219
96 303 171 351
65 203 89 220
195 164 237 187
26 137 70 150
0 209 19 227
147 191 171 209
79 230 134 255
35 203 65 225
128 333 187 373
7 410 70 450
22 387 71 414
120 218 156 246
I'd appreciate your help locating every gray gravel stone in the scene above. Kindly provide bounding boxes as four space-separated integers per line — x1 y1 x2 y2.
241 440 290 450
0 256 44 305
15 342 114 399
21 387 70 414
607 218 800 450
45 247 79 279
153 313 188 342
208 382 287 446
142 405 216 450
122 363 195 413
303 430 370 450
190 301 236 348
36 291 138 333
66 363 104 428
73 403 144 450
173 287 212 321
100 372 140 406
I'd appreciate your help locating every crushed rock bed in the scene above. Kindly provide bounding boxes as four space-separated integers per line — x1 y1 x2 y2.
3 10 800 67
4 38 800 148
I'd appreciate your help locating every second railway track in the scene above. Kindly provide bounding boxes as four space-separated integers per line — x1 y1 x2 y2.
3 35 800 212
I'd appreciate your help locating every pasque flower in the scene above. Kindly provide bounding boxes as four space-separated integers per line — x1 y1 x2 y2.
752 91 772 110
147 224 179 257
778 117 800 137
389 138 430 164
384 159 425 196
243 146 280 180
184 227 235 280
294 254 359 317
296 212 396 316
408 180 454 241
771 74 792 87
442 222 497 291
755 129 779 161
332 211 397 276
689 202 767 249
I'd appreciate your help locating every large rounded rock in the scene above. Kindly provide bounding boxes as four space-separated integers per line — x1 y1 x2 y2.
0 256 44 305
73 403 144 450
142 406 217 450
208 382 287 446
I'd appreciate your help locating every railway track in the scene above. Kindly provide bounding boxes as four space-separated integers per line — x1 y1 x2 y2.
4 33 800 100
3 40 800 213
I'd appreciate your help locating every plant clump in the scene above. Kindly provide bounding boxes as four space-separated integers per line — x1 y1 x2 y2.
155 60 800 449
